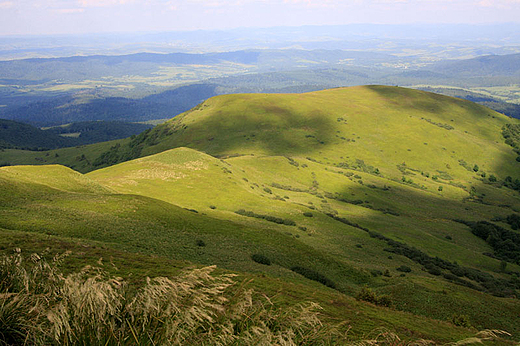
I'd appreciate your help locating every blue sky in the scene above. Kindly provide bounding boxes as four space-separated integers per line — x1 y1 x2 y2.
1 0 520 36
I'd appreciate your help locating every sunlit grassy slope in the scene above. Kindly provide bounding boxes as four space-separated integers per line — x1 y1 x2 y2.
134 85 518 178
2 86 520 341
0 164 480 343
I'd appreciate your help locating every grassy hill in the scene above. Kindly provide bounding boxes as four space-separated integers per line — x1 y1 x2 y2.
2 86 520 342
91 86 519 177
0 163 482 343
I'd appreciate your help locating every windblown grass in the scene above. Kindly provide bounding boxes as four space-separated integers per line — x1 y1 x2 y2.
0 251 349 345
1 251 514 345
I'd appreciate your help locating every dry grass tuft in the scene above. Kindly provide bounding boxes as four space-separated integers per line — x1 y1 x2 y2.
448 329 513 345
349 328 401 346
0 251 350 345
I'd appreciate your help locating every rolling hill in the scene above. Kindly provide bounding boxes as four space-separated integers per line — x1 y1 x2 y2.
2 86 520 342
429 53 520 78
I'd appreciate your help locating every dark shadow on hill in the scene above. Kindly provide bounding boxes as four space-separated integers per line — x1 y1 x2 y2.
89 98 338 168
189 104 337 157
365 85 491 118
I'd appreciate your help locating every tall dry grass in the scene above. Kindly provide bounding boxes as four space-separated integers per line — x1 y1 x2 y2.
0 251 513 345
0 251 348 345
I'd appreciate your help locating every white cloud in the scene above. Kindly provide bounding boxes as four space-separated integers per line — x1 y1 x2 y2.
374 0 408 3
0 1 14 9
281 0 337 7
56 8 85 13
477 0 520 7
78 0 135 7
165 1 177 10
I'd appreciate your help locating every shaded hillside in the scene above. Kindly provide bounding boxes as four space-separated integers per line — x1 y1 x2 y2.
0 119 153 150
0 119 70 149
43 121 153 145
0 84 218 127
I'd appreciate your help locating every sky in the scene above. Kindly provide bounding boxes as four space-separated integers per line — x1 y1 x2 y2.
1 0 520 36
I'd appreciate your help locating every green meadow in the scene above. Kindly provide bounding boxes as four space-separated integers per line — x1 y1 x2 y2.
1 86 520 343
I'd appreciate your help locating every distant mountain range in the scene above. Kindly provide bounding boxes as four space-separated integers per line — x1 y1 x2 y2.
1 50 520 132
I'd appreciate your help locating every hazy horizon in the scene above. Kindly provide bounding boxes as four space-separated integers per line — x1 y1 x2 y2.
2 0 520 36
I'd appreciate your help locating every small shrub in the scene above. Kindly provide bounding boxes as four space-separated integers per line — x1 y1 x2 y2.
451 314 471 328
356 287 392 307
396 265 412 273
445 235 452 240
370 270 383 277
234 210 296 226
290 266 336 289
251 254 271 266
506 214 520 230
209 205 216 209
356 287 378 303
303 212 313 217
282 218 297 226
196 239 206 247
425 264 442 276
263 187 273 194
376 294 393 307
489 175 497 182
